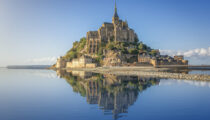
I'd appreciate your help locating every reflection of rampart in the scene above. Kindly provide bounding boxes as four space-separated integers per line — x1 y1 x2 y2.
57 70 93 79
58 70 160 119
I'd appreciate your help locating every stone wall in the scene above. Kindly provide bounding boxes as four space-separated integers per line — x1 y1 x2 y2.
86 64 97 68
66 56 96 68
138 55 188 67
138 55 151 63
56 57 66 69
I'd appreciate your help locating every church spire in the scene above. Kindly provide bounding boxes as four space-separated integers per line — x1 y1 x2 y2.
114 0 119 18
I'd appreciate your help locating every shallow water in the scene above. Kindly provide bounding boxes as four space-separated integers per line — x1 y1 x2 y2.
189 70 210 75
0 68 210 120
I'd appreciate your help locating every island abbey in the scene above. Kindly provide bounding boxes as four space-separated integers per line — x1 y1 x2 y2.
87 1 138 54
55 0 188 69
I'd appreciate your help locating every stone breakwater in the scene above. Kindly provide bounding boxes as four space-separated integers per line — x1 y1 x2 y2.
68 67 209 81
95 71 210 81
65 67 210 81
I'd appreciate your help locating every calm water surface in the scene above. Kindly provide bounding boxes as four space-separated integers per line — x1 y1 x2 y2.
189 70 210 75
0 68 210 120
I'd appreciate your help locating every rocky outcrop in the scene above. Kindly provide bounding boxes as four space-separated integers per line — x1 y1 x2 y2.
103 50 126 66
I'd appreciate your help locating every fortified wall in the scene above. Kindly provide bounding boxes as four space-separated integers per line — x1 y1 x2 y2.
66 55 97 68
138 54 188 67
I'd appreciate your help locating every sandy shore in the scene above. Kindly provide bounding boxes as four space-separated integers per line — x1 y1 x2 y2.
64 67 210 81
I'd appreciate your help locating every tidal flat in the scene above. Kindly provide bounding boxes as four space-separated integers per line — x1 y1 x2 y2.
64 67 210 81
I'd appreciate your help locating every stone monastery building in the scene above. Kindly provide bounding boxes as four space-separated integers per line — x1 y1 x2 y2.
87 0 138 54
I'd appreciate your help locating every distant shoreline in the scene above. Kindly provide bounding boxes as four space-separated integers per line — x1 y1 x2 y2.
6 65 51 69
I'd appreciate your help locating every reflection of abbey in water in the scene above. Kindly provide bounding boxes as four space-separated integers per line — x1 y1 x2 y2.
57 70 160 119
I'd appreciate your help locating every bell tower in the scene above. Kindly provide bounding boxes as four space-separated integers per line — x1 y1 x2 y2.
112 0 119 24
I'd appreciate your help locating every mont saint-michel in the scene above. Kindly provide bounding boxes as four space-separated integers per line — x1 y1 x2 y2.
55 1 188 70
1 1 210 120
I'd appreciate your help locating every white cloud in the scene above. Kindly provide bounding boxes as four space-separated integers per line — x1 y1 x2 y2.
26 56 58 65
160 47 210 57
159 47 210 65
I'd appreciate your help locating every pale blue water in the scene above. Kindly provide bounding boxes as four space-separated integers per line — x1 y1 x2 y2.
189 70 210 75
0 68 210 120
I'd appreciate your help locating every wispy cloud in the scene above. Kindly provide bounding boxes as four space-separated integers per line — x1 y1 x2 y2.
160 47 210 57
26 57 58 65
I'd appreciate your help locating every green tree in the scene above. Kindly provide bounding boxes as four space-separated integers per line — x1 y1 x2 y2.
107 42 115 50
77 37 86 52
138 43 147 50
150 50 158 56
64 37 87 60
73 41 79 47
128 48 138 54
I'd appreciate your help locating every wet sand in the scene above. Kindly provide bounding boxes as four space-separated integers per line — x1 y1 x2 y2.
64 67 210 81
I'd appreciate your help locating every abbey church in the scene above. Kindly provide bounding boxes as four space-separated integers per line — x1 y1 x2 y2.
86 0 138 54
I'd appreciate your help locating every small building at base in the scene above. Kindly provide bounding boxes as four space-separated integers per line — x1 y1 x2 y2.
66 55 97 68
138 54 188 67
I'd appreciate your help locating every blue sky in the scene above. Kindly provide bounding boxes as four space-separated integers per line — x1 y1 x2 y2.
0 0 210 66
